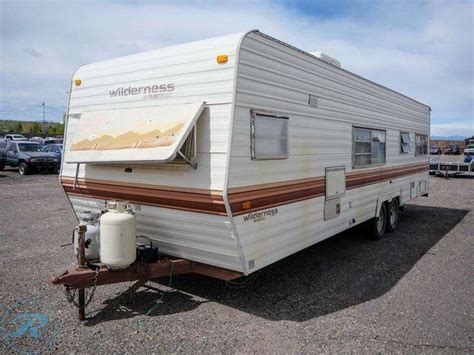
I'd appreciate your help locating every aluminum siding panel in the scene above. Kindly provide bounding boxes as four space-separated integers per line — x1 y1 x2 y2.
229 32 430 272
68 195 243 272
61 33 249 273
62 32 245 191
234 173 428 272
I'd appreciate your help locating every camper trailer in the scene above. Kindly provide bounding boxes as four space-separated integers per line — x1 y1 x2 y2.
60 30 430 278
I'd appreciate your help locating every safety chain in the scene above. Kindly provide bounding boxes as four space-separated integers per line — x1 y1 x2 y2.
64 266 100 308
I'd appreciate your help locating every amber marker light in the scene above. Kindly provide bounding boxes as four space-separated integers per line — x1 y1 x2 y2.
74 79 82 86
242 201 252 210
216 54 228 64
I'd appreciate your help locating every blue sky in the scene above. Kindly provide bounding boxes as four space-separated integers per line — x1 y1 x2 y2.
0 0 473 137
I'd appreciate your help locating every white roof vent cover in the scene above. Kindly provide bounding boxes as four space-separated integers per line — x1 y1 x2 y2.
310 52 341 68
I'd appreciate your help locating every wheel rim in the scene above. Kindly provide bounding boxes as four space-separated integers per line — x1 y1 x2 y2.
377 207 385 232
19 166 24 175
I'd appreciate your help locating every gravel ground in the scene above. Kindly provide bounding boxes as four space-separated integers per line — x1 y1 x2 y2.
0 168 473 353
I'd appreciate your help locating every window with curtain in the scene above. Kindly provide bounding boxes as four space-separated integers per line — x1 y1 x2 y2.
353 127 386 167
415 134 428 155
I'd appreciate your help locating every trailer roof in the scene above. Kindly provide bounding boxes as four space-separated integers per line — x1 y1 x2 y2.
71 30 430 112
252 31 431 111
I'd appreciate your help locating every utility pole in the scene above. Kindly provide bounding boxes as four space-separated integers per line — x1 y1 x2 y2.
42 102 46 134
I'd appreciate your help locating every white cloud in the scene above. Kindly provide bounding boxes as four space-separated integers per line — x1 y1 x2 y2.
0 0 472 126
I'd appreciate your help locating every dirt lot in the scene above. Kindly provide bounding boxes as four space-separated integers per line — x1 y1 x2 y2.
0 168 473 353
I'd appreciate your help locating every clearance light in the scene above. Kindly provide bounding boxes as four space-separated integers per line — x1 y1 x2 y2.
216 54 228 64
74 79 82 86
242 201 252 210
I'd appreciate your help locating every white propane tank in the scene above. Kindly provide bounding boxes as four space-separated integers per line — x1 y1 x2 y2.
99 201 136 269
73 211 100 261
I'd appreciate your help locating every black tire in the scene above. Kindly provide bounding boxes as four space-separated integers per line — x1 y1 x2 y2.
369 202 387 240
386 199 399 233
0 163 4 171
18 162 30 175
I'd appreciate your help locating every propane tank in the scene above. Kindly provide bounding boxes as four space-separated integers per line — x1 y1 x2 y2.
73 211 100 261
99 201 136 269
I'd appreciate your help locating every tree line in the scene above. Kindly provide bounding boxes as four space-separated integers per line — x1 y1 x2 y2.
0 120 65 136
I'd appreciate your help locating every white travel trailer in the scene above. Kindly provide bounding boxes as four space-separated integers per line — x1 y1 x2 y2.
61 30 430 277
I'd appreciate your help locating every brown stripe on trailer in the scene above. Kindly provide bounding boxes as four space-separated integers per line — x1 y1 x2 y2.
346 163 428 189
61 162 428 215
228 162 428 215
228 177 325 215
61 177 227 215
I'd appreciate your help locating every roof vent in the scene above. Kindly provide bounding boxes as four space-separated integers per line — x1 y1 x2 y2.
310 52 341 68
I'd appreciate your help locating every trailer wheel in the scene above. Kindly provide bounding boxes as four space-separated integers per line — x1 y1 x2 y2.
386 199 399 233
369 202 387 240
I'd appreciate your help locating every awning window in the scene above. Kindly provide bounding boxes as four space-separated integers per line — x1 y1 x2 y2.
65 102 205 164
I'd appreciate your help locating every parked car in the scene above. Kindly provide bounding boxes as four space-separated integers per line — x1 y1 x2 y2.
430 145 442 155
29 137 58 145
5 134 27 141
42 139 58 146
464 144 474 156
445 144 460 155
4 141 59 175
43 143 63 170
29 136 44 142
0 139 7 170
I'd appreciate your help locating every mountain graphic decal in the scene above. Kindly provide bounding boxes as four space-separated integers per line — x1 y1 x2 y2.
71 122 185 151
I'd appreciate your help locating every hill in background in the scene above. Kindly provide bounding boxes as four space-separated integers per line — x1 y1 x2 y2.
430 135 466 141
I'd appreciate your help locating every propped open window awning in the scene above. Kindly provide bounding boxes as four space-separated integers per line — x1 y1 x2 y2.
65 102 205 164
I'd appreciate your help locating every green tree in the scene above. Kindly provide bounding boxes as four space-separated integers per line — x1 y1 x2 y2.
15 122 24 133
32 122 42 134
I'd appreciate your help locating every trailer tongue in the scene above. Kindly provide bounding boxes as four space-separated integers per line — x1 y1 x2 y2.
51 258 241 290
50 223 242 321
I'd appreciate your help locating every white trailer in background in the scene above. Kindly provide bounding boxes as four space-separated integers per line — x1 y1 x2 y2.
61 30 431 276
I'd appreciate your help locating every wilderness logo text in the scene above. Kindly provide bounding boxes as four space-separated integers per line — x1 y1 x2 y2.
243 208 279 223
109 83 175 100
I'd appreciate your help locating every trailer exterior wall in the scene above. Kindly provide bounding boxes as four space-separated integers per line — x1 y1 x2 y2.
63 32 243 190
228 31 430 272
61 30 430 276
61 32 248 272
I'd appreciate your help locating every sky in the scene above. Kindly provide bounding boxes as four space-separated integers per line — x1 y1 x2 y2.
0 0 473 137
